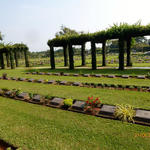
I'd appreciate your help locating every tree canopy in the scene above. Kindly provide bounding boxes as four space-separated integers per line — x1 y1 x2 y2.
55 25 79 38
0 32 3 41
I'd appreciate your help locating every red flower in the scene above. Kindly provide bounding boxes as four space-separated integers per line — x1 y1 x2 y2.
93 100 96 103
95 97 99 101
86 100 89 104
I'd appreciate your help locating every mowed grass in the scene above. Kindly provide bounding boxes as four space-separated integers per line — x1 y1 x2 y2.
0 68 150 150
18 54 150 68
0 96 150 150
1 67 150 76
1 68 150 86
0 80 150 109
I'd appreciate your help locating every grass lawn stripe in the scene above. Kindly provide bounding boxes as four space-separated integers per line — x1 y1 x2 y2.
0 96 150 150
0 80 150 109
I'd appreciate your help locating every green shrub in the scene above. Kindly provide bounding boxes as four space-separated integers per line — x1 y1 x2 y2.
114 84 118 88
147 72 150 78
12 88 22 96
0 89 4 95
2 73 7 79
63 98 73 106
2 87 9 91
114 104 135 122
29 93 33 99
45 79 48 82
129 85 134 89
45 95 52 99
36 70 40 74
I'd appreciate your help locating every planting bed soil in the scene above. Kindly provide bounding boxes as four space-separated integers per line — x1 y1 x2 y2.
0 139 17 150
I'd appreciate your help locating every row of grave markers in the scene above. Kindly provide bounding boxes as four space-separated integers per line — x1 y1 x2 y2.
0 88 150 126
26 72 149 79
1 76 150 92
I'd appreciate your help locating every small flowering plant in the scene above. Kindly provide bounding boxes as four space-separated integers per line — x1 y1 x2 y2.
85 96 101 114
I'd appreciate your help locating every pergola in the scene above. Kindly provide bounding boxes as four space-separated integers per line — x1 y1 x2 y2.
47 23 150 70
0 43 30 69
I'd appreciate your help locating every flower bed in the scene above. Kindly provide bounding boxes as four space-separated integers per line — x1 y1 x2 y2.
0 88 150 126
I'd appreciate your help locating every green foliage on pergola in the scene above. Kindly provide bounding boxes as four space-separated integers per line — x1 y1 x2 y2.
0 43 29 69
48 23 150 46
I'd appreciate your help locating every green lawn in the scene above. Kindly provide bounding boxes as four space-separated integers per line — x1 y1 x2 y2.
1 67 150 76
0 96 150 150
17 54 150 68
1 68 150 86
0 68 150 150
14 74 150 87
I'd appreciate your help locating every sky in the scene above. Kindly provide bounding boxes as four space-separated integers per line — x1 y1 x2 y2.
0 0 150 52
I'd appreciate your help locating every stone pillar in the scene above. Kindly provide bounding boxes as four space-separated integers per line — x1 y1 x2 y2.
68 44 74 70
126 38 132 66
63 45 68 66
91 41 97 70
81 43 86 66
14 51 19 67
6 52 10 67
118 38 125 70
10 50 15 69
50 46 55 69
0 52 5 69
102 41 106 66
24 49 29 67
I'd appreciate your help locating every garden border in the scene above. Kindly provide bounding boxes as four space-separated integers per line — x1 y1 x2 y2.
0 88 150 127
1 75 150 93
26 71 150 80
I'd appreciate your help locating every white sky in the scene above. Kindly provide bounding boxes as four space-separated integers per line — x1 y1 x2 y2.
0 0 150 51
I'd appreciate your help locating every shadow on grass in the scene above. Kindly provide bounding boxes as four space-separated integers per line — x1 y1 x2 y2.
24 67 150 75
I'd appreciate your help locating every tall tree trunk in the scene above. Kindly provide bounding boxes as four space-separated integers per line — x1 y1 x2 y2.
0 52 5 69
68 44 74 70
14 51 19 67
50 46 55 69
6 52 10 67
81 43 86 66
119 38 125 70
126 38 132 66
102 41 106 66
63 45 68 66
24 50 29 67
10 51 15 69
91 41 97 70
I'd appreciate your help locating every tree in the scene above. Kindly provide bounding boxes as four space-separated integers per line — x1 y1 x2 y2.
55 25 79 37
0 32 3 41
